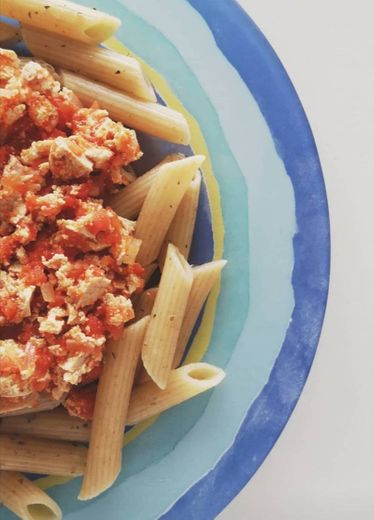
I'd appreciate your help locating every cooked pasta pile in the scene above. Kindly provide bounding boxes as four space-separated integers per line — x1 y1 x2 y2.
0 0 227 518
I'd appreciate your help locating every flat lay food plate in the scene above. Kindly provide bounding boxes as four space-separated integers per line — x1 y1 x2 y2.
1 0 330 518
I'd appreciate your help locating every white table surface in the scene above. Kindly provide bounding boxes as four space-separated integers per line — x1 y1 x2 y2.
219 1 374 519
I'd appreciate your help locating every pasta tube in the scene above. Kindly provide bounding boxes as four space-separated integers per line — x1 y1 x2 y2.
60 70 191 144
134 287 158 321
143 263 158 285
109 154 184 219
0 407 89 442
159 171 201 268
79 317 149 500
0 0 120 44
128 363 225 424
0 393 62 416
0 471 62 520
174 260 227 367
135 156 204 265
0 434 86 476
22 27 156 102
142 244 193 389
0 22 22 46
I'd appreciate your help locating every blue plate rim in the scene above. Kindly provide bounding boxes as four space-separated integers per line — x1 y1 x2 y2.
161 1 330 518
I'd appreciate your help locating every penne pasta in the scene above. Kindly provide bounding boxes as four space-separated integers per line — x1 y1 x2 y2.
134 362 151 386
159 171 202 269
60 70 191 144
0 407 90 442
0 363 224 443
128 363 225 424
173 260 227 368
109 154 184 219
0 434 87 476
143 263 158 285
0 393 62 417
0 0 121 44
135 156 204 265
0 471 62 520
0 22 22 46
79 317 150 500
22 27 156 102
142 244 193 389
134 287 158 321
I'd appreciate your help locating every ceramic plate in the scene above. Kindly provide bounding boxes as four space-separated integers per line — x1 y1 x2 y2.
2 0 330 519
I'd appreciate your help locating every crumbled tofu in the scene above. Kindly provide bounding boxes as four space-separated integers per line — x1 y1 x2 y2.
0 51 144 404
64 325 106 349
0 339 33 398
18 286 35 318
57 200 117 251
15 247 26 263
117 236 142 265
0 190 23 224
2 156 44 193
21 139 53 166
71 108 142 166
0 271 35 324
59 353 90 385
38 307 66 334
66 302 86 325
84 145 113 169
49 136 94 180
42 253 68 270
0 88 26 126
68 269 111 308
57 215 96 240
119 216 136 235
21 61 60 96
31 188 66 220
9 200 27 225
0 375 30 398
53 262 72 290
0 49 21 87
103 293 134 326
28 92 59 132
109 165 137 185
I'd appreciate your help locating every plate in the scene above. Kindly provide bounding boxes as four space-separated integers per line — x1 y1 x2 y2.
1 0 330 519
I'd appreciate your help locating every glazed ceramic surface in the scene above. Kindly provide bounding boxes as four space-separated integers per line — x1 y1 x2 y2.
1 1 329 519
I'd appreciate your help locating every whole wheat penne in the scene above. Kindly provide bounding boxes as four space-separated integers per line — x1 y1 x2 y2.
0 22 22 46
0 434 87 476
173 260 227 367
0 471 62 520
142 244 193 389
0 393 62 417
22 27 156 102
1 0 120 44
135 156 204 265
79 316 149 500
143 263 158 285
60 70 190 144
0 407 90 442
134 363 151 385
159 171 202 269
128 363 225 424
109 154 184 219
134 287 158 321
133 290 156 380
